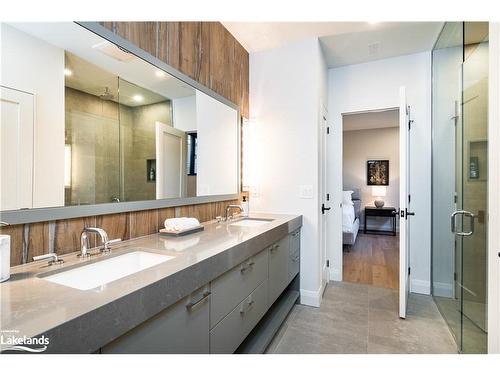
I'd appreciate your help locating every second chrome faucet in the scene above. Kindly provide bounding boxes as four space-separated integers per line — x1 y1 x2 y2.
80 227 120 258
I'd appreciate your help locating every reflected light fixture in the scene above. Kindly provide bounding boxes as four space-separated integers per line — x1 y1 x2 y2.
132 94 143 102
64 144 72 188
64 68 73 76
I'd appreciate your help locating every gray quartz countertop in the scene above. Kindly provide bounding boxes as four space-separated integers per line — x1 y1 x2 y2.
0 213 302 353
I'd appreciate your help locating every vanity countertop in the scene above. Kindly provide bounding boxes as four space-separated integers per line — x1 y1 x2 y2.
0 213 302 353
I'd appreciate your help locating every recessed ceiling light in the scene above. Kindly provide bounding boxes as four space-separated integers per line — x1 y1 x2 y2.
132 94 143 102
64 68 73 76
155 70 166 78
368 21 380 25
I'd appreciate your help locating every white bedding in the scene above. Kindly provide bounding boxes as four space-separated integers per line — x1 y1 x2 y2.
342 203 356 233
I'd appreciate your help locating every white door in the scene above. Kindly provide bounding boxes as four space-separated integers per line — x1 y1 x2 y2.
155 121 186 199
319 105 330 293
399 86 413 319
0 86 34 211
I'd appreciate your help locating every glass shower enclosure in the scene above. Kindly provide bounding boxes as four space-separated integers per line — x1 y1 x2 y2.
431 22 489 353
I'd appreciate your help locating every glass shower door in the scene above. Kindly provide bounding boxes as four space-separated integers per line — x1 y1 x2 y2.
432 21 489 354
459 22 489 353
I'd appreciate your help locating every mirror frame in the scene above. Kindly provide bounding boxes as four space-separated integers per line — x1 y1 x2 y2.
1 22 240 225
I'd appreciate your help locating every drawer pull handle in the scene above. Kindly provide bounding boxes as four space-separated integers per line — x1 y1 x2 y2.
240 299 255 315
186 291 211 310
240 261 255 273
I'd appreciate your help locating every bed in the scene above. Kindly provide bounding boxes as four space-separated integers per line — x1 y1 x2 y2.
343 188 361 247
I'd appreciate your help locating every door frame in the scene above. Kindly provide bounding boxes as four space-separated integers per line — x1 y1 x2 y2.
487 21 500 354
326 104 401 284
319 102 330 297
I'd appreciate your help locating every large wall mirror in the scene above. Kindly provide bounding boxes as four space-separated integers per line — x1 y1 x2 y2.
1 22 239 223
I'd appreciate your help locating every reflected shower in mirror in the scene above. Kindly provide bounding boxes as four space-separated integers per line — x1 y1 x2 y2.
0 22 238 212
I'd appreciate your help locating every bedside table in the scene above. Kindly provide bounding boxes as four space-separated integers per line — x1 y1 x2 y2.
364 206 397 236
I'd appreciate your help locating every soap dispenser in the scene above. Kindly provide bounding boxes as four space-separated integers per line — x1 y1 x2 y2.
241 196 249 217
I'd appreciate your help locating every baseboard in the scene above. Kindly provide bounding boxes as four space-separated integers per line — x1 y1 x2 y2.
410 278 430 295
433 282 454 298
329 266 342 282
300 286 322 307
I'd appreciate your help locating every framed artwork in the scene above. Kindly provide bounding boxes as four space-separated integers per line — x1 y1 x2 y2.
367 160 389 186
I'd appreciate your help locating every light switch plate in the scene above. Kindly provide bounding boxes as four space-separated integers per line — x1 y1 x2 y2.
299 185 314 199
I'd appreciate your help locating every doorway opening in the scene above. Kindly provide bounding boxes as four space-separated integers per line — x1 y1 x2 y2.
340 109 400 290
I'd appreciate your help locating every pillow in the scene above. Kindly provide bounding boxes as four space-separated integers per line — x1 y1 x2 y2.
342 190 354 206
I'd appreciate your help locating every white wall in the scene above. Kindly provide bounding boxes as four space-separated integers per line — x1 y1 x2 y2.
172 95 197 132
328 52 432 294
1 24 65 208
343 127 400 231
196 90 238 196
250 38 328 306
488 21 500 354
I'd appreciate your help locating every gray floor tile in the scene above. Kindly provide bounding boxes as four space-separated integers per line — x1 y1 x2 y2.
267 281 458 354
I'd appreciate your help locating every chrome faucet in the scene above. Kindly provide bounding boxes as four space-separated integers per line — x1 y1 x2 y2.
80 227 120 257
225 204 244 221
33 253 64 266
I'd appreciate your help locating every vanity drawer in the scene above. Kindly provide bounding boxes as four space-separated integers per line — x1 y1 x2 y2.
210 279 268 354
269 235 290 305
289 231 300 282
210 248 268 327
101 285 210 354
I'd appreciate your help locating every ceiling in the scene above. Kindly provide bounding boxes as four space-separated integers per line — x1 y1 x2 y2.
10 22 196 101
65 52 168 107
223 22 443 68
342 109 399 132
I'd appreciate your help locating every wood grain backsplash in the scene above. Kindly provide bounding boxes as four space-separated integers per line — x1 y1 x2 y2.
1 200 239 267
100 21 249 118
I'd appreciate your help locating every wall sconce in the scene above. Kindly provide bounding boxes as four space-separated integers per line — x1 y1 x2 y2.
372 186 386 208
64 144 72 188
242 118 256 192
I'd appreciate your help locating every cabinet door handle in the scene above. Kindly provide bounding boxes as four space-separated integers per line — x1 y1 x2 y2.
186 291 211 311
240 299 255 315
240 261 255 273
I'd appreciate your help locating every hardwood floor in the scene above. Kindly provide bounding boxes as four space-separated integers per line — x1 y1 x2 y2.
343 233 399 289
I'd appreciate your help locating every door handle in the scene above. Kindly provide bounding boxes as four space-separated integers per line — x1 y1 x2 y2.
405 208 415 219
321 203 331 215
451 210 475 236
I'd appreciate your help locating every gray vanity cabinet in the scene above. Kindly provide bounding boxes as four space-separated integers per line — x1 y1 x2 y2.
210 279 269 354
210 249 268 328
101 285 210 354
268 235 290 305
288 230 300 282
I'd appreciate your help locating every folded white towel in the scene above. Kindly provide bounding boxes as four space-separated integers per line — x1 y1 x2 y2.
164 217 201 232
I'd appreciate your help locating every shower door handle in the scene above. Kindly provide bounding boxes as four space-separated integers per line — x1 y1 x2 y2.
451 210 476 236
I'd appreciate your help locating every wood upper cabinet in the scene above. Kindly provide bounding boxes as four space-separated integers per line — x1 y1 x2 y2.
157 22 210 87
114 22 158 57
96 21 249 118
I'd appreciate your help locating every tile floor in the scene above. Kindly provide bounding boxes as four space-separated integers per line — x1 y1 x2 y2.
266 281 458 354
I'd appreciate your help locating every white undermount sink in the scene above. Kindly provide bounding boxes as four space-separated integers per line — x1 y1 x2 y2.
229 218 274 228
42 251 174 291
